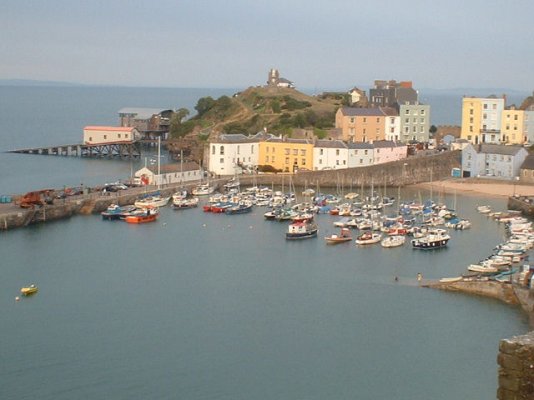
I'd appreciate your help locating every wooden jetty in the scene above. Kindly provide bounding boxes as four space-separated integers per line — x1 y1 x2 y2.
9 142 142 159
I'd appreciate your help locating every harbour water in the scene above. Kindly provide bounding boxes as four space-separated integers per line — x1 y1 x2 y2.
0 86 531 399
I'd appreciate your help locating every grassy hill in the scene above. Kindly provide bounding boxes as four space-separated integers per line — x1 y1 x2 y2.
169 86 347 140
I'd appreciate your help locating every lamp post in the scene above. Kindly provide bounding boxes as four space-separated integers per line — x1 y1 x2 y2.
513 176 520 197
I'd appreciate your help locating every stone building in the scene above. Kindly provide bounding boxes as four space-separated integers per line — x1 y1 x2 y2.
369 80 418 108
266 69 294 88
519 154 534 183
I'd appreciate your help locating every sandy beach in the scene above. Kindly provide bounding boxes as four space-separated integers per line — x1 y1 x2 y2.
412 178 534 198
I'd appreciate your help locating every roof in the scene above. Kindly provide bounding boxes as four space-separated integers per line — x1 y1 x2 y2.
118 108 172 120
265 137 312 144
346 142 374 149
472 144 526 156
520 154 534 170
372 140 404 148
212 134 260 144
338 107 388 117
84 126 135 132
314 140 347 149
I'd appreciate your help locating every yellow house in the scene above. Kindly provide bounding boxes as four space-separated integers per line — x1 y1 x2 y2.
501 108 526 144
461 97 483 143
259 137 314 172
461 96 505 144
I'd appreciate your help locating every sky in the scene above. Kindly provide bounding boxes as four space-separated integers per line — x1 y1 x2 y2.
1 0 533 91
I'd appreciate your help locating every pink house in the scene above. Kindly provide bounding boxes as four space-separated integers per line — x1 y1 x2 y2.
372 140 407 165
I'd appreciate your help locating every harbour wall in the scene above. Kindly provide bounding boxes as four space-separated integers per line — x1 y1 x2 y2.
245 150 461 189
427 280 534 398
508 196 534 218
498 332 534 400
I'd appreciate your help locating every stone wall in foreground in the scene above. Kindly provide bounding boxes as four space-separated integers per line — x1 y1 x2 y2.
498 332 534 399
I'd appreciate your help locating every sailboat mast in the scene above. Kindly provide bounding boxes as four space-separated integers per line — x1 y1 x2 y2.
157 137 161 189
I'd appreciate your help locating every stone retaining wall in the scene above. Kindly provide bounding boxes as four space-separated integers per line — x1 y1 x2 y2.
242 151 461 189
498 332 534 399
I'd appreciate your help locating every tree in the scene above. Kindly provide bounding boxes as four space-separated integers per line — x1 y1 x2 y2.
429 125 438 136
169 108 191 138
195 96 215 117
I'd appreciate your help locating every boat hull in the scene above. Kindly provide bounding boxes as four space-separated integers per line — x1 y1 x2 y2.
286 230 318 240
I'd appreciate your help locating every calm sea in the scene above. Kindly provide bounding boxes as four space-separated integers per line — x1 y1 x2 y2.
0 86 530 400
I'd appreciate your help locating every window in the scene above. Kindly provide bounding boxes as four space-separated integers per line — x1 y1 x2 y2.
266 147 269 153
118 134 121 138
376 118 379 123
103 135 107 139
390 118 395 123
336 160 339 165
237 145 240 155
220 158 224 163
320 149 323 155
265 156 269 163
405 118 409 124
300 149 306 156
272 156 275 162
364 150 368 155
251 145 254 154
514 115 518 121
319 159 322 164
360 159 363 164
420 118 424 123
302 159 306 165
363 117 366 123
284 148 290 155
421 109 425 115
469 109 473 115
405 109 410 115
483 104 488 109
285 157 289 164
343 160 346 165
220 146 225 155
125 134 128 138
336 149 340 156
89 136 92 141
212 146 215 155
293 149 298 156
350 117 355 123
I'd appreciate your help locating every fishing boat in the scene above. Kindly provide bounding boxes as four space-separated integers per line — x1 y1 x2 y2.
477 205 492 214
134 195 170 208
223 177 240 191
439 276 463 283
467 263 499 274
20 284 38 296
225 202 253 215
325 228 352 244
172 197 199 209
381 235 406 248
355 231 382 245
286 219 318 240
192 182 216 196
124 207 159 224
411 229 450 250
101 204 137 220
